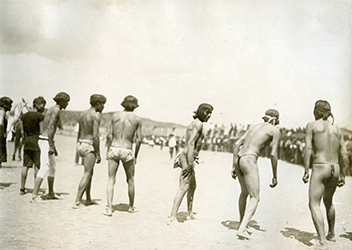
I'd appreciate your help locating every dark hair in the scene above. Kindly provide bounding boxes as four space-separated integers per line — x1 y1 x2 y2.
314 100 332 121
33 96 46 107
90 94 107 106
121 95 139 111
193 103 213 122
262 109 280 125
0 97 13 108
53 92 70 103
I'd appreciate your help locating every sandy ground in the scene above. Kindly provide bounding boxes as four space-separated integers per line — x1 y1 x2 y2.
0 134 351 250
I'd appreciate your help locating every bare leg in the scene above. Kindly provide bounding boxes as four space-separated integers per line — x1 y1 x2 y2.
170 174 190 222
73 153 95 208
33 166 38 182
31 176 44 203
186 174 196 219
123 160 136 212
308 170 328 247
47 176 57 198
85 175 93 203
238 190 249 223
20 167 29 194
324 180 337 242
236 157 260 239
105 159 119 216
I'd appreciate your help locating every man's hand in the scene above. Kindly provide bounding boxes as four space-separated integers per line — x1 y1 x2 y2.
337 176 345 187
49 145 58 156
96 154 101 164
182 166 194 179
269 177 277 188
302 172 309 184
231 167 237 180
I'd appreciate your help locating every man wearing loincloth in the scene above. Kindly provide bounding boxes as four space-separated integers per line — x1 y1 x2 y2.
302 100 348 249
31 92 70 203
169 103 213 223
104 95 142 216
0 97 13 167
231 109 280 239
73 94 106 209
20 97 46 195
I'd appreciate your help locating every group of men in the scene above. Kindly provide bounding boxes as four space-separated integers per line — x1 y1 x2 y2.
0 93 349 249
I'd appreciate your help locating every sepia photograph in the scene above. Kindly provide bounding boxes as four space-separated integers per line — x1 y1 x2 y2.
1 0 352 249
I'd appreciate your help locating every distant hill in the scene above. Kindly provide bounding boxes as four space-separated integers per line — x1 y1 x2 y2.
60 110 187 137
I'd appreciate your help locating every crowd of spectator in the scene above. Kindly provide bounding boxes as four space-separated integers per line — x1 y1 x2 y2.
146 123 352 175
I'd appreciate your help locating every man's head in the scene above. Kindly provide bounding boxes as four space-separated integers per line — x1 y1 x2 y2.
33 96 46 113
314 100 332 121
193 103 213 123
121 95 139 111
90 94 107 113
53 92 70 110
262 109 280 125
0 97 13 112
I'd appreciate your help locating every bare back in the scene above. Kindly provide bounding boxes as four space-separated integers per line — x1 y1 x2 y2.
239 123 280 157
109 111 141 149
183 119 204 153
78 108 101 141
307 120 342 164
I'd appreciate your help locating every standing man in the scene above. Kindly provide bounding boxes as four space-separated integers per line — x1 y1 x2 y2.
168 134 176 159
169 103 213 223
31 92 70 203
302 100 348 248
73 94 106 208
105 95 142 216
12 117 24 161
20 97 46 195
231 109 280 239
0 97 13 167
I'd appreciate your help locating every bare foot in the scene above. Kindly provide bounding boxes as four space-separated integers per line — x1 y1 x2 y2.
72 203 85 209
128 206 138 213
85 200 98 206
236 230 251 240
19 188 26 195
186 213 196 220
166 216 177 225
312 242 329 250
30 196 43 204
44 193 61 200
103 207 113 217
326 233 336 242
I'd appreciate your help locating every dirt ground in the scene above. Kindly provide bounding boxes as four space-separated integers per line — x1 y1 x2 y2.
0 134 351 250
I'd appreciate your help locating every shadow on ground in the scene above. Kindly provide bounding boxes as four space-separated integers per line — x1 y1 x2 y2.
221 220 266 232
0 182 16 189
113 203 130 212
280 227 317 246
340 232 352 241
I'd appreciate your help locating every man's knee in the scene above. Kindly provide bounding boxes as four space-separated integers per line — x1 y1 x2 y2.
48 165 56 177
126 176 134 184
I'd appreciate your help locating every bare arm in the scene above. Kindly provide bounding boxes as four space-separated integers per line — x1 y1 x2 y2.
269 128 280 188
338 128 348 187
48 109 60 156
0 111 5 137
302 123 313 184
92 113 101 163
134 120 142 161
182 122 202 178
105 118 113 158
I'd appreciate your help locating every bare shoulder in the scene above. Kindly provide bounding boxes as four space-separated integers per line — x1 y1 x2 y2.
50 105 60 116
189 119 203 131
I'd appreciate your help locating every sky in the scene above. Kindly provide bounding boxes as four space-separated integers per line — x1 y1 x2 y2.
1 0 351 130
